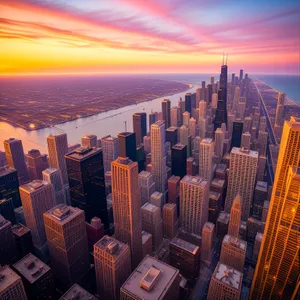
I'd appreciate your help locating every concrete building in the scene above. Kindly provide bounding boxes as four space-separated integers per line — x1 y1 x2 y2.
101 135 118 174
150 191 164 211
166 126 178 148
252 232 263 262
170 107 179 127
167 175 180 208
199 138 214 181
142 231 152 258
120 255 180 300
228 194 242 238
201 222 215 263
81 134 97 148
180 175 209 235
94 235 131 300
220 234 247 272
111 157 142 268
162 203 178 240
207 262 242 300
138 171 155 206
188 117 197 137
274 92 285 127
26 149 48 180
215 128 225 162
44 205 90 287
241 132 251 150
225 147 258 221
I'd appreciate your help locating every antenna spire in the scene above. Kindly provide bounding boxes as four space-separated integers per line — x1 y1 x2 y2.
124 121 127 132
222 52 225 65
226 53 228 65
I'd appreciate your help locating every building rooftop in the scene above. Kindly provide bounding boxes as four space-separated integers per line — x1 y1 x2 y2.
181 175 208 188
231 147 259 159
255 232 263 242
211 178 225 188
209 191 221 201
65 146 100 161
12 223 30 237
0 266 22 293
214 262 242 290
94 235 128 258
13 253 50 284
255 181 268 192
114 157 135 166
217 211 230 224
168 175 180 183
151 191 163 199
166 126 178 132
121 255 179 300
44 204 82 225
60 283 96 300
163 203 176 210
201 138 213 144
42 168 59 175
170 237 199 255
0 166 17 177
20 180 50 194
142 231 152 244
151 121 165 128
223 234 247 250
101 135 118 142
0 215 10 229
4 138 21 144
142 202 159 213
82 134 97 139
139 171 152 179
203 222 215 231
172 143 186 151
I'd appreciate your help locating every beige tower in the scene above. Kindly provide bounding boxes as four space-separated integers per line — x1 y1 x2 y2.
180 175 209 235
228 194 242 238
44 204 90 287
225 147 258 221
162 203 178 240
189 117 197 137
101 135 118 174
215 128 225 162
81 134 97 148
251 117 300 299
201 222 215 263
199 138 214 181
274 92 285 127
94 235 131 300
111 157 142 268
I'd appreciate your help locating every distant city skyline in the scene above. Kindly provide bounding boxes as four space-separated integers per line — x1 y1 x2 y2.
1 0 299 75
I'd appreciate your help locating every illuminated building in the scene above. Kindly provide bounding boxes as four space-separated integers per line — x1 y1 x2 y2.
81 134 97 148
111 157 142 268
162 203 178 240
133 113 147 145
101 135 118 174
202 222 215 263
150 191 164 211
250 117 300 299
171 107 179 127
188 117 196 137
26 149 48 180
94 235 131 300
274 92 285 127
228 194 242 239
179 125 190 156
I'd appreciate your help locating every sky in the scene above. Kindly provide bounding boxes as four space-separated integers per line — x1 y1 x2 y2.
1 0 300 75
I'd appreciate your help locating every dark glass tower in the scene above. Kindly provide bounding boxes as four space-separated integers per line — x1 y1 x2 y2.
162 99 171 129
0 198 16 224
231 120 244 149
185 93 192 114
133 113 147 145
117 132 137 161
171 143 187 179
166 127 178 148
65 147 109 230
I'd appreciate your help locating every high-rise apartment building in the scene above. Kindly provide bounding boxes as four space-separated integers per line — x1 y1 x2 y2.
81 134 97 148
133 113 147 145
180 175 209 235
44 205 90 287
19 180 55 250
4 138 29 184
162 99 171 129
111 157 142 268
228 194 242 238
47 133 69 184
151 121 167 194
118 132 137 162
220 234 247 272
26 149 49 180
251 117 300 299
202 222 215 263
199 138 214 181
207 262 242 300
225 147 258 221
0 265 27 300
150 191 164 211
120 255 180 300
101 135 119 174
162 203 178 240
65 147 108 228
94 235 131 300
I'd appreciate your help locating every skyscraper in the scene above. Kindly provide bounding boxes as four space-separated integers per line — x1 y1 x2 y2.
162 99 171 129
47 133 69 184
81 134 97 148
180 175 209 235
166 126 178 148
215 128 225 162
151 121 167 194
201 222 215 263
232 86 241 112
162 203 178 240
111 157 142 268
118 132 137 162
19 180 55 252
133 112 147 145
44 205 90 287
26 149 49 180
138 171 155 206
199 138 214 181
225 147 258 221
149 111 158 132
101 135 119 174
65 147 108 228
171 143 187 179
228 194 242 238
189 117 197 137
4 138 29 184
250 117 300 299
94 235 131 300
239 69 243 81
274 92 285 127
185 93 192 114
231 120 243 149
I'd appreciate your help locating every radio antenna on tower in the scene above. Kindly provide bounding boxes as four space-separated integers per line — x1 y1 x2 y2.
124 121 127 132
222 52 225 65
226 53 228 65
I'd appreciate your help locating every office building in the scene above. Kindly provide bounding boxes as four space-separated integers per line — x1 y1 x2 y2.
202 222 215 263
228 194 242 239
86 217 104 251
199 138 214 181
182 111 190 126
185 93 192 114
252 232 263 262
26 149 48 180
215 128 225 162
225 147 258 221
60 284 96 300
170 107 179 127
44 205 90 287
208 191 222 223
142 231 152 258
118 132 137 161
180 175 209 235
171 143 187 179
252 181 268 219
65 147 108 228
150 191 164 211
162 203 178 240
207 262 242 300
47 133 69 184
0 265 27 300
19 180 55 251
162 99 171 129
133 113 147 145
138 171 155 206
0 198 16 224
13 253 55 299
67 143 81 153
220 234 247 272
246 217 264 244
166 127 178 148
217 211 230 239
0 151 7 167
94 235 131 300
167 175 180 207
12 223 33 259
101 135 118 174
258 131 268 156
241 132 251 149
0 215 17 265
231 120 243 149
0 166 21 208
81 134 97 148
120 255 180 300
141 203 163 251
274 92 285 127
232 86 241 111
42 168 66 206
189 117 197 137
170 237 201 280
111 157 142 268
179 125 190 156
4 138 29 185
151 121 167 194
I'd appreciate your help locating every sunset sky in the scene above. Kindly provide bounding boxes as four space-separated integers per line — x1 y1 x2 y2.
1 0 299 75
